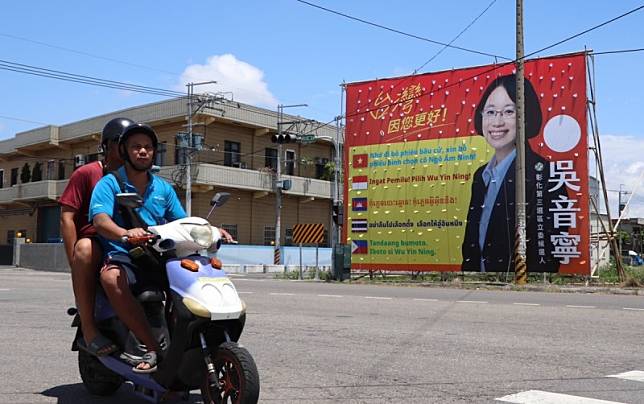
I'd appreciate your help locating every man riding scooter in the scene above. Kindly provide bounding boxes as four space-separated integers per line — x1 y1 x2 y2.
89 122 187 373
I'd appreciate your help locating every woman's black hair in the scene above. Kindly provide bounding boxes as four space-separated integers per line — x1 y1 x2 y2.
473 74 542 139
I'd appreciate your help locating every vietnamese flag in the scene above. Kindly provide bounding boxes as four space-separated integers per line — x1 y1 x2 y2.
352 153 368 168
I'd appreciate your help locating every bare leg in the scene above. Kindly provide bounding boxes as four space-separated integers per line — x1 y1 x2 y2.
100 264 159 369
71 238 103 346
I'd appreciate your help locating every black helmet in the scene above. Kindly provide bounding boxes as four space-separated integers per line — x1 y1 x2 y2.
101 117 135 153
118 123 159 170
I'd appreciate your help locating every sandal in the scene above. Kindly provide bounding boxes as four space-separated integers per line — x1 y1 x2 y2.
79 334 118 357
133 351 158 374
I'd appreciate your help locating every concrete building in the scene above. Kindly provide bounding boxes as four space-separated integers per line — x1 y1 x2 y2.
0 97 338 256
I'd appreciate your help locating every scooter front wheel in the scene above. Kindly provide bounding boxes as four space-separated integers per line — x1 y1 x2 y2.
200 342 260 404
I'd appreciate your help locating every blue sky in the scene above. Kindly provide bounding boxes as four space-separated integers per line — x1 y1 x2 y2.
0 0 643 216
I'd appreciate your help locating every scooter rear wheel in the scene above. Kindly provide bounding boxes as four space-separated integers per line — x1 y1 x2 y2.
200 342 260 404
78 349 123 396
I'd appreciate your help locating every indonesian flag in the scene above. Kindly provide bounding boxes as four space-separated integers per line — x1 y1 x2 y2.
352 175 368 190
352 153 368 168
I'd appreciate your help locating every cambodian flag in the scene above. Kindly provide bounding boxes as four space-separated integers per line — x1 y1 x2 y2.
352 197 368 211
351 240 368 254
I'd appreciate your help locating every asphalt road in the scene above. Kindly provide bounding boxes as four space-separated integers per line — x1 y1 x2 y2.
1 266 643 403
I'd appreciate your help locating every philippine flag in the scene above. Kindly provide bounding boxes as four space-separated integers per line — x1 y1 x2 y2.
351 240 368 254
352 175 368 190
352 197 368 211
352 153 368 168
351 219 368 233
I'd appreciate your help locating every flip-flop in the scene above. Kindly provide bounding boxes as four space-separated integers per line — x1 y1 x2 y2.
79 334 118 357
132 351 158 374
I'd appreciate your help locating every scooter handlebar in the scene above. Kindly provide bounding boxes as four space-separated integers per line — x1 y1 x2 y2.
120 234 158 245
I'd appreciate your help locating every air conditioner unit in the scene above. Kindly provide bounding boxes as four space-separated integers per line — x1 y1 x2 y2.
74 154 85 168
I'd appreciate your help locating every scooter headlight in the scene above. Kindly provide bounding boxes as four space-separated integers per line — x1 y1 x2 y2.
189 225 213 248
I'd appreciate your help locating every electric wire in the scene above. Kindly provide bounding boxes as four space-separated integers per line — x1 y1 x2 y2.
591 47 644 55
0 32 179 76
298 3 644 136
294 0 511 60
413 0 498 74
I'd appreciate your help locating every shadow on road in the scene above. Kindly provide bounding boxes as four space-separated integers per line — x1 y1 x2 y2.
41 383 203 403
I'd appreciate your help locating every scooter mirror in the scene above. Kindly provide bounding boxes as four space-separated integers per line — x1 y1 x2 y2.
210 192 231 207
116 192 143 209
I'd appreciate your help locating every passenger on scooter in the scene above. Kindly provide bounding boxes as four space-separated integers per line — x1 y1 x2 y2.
60 117 132 357
89 122 186 373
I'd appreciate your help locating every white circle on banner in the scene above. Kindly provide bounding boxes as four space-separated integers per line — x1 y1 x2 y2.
543 114 581 152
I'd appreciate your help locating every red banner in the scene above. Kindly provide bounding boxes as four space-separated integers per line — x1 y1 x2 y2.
344 53 590 275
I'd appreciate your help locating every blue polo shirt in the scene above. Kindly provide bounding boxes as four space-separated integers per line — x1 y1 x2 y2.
89 166 186 256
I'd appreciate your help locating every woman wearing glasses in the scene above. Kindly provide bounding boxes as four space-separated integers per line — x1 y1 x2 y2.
461 74 565 273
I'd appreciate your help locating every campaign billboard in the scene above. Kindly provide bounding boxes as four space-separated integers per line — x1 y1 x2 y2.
344 53 589 275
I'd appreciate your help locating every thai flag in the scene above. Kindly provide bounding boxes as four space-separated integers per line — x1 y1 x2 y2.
352 197 368 211
352 175 368 190
351 219 368 233
351 240 368 254
352 153 368 168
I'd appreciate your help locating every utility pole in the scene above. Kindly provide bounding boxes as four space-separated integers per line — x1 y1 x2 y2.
185 80 217 216
514 0 528 284
274 103 308 265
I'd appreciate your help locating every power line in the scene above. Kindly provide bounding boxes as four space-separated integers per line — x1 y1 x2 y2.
0 32 178 76
302 3 644 136
0 114 49 126
591 47 644 56
413 0 499 74
294 0 511 60
525 4 644 58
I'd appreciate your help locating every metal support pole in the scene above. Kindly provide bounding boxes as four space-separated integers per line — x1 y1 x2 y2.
315 244 319 280
186 83 193 216
274 105 283 265
299 242 303 280
514 0 528 284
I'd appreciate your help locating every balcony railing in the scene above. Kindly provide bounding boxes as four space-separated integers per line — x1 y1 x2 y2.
158 163 332 199
0 164 332 204
0 180 69 203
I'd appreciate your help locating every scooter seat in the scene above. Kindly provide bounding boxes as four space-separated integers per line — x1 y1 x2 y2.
136 289 165 303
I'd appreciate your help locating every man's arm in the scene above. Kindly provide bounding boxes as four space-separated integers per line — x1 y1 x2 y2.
93 213 148 241
60 206 78 267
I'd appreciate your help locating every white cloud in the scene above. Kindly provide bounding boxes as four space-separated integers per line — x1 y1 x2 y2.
593 134 644 219
177 54 278 109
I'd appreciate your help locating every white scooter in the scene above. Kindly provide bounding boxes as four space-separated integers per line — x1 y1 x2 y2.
69 192 260 403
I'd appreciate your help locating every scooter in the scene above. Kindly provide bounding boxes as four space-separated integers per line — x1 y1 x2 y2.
68 192 260 403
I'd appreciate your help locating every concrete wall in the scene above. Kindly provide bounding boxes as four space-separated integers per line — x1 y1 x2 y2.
16 242 332 272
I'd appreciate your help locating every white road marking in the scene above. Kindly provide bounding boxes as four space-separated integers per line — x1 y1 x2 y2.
318 294 343 298
0 288 10 291
269 292 295 296
622 307 644 311
237 291 254 294
513 302 541 306
606 370 644 382
413 298 439 302
496 389 625 403
456 300 488 304
232 278 265 282
364 296 392 300
565 305 596 309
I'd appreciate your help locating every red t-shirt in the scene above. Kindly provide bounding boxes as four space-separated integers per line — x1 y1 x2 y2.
59 161 104 238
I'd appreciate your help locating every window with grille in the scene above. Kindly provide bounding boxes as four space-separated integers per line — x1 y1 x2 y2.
285 149 295 175
265 148 277 171
155 142 167 166
263 226 275 246
220 224 238 241
224 141 241 167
